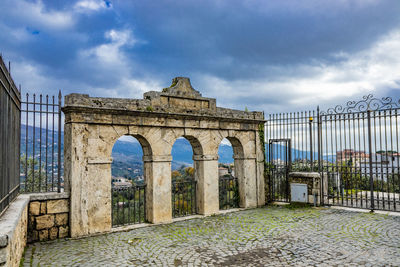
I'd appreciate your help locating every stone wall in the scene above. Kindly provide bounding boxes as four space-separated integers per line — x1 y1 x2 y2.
0 195 29 267
27 193 70 243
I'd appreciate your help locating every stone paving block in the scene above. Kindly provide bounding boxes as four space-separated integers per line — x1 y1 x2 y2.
47 199 69 214
38 229 48 241
49 227 58 240
59 226 69 238
21 207 400 266
40 202 47 215
29 202 40 216
55 213 68 226
36 215 54 230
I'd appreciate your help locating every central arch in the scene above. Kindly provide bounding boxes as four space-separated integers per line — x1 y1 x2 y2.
170 136 202 217
111 135 149 226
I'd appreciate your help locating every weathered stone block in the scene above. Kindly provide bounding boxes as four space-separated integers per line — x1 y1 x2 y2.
55 213 68 226
38 229 48 241
36 215 54 230
47 199 69 214
29 201 40 216
40 201 47 214
59 226 69 238
49 227 58 240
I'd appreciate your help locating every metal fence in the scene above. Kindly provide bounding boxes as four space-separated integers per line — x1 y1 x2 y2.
219 176 239 210
266 95 400 212
172 178 197 218
0 55 21 215
112 185 146 227
320 96 400 211
20 92 63 193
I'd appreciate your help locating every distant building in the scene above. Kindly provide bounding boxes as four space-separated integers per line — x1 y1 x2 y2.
112 177 132 190
336 149 369 165
359 153 400 182
218 167 229 177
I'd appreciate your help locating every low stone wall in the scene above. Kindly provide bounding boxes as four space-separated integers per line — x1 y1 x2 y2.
0 195 29 267
27 193 70 243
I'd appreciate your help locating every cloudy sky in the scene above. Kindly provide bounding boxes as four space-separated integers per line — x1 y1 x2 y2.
1 0 400 113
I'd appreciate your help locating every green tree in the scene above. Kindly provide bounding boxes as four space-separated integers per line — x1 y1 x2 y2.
20 154 50 192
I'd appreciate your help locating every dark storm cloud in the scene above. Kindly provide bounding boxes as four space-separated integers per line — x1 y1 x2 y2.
0 0 399 112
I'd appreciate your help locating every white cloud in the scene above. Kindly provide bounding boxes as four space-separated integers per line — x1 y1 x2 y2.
76 28 160 97
80 29 135 65
9 0 74 30
74 0 110 13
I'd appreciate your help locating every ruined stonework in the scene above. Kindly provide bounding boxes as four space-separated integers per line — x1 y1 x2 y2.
63 77 265 238
27 193 70 243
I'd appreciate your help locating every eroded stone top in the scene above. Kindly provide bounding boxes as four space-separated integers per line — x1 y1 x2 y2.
63 77 264 122
160 77 202 98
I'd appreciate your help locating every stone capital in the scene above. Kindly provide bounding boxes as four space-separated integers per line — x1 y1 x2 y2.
87 157 113 164
233 154 257 160
192 154 219 161
142 155 172 162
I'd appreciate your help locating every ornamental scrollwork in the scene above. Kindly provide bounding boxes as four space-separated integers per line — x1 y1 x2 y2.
320 94 400 115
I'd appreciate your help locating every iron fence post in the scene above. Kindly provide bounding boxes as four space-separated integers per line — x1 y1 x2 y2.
367 110 374 211
317 106 324 205
309 116 313 170
57 90 62 192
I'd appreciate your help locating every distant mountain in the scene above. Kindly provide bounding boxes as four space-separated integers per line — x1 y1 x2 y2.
265 143 335 162
20 124 332 180
111 138 235 176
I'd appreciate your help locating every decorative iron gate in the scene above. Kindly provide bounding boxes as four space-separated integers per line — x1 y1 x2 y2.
266 95 400 212
268 139 291 202
219 176 239 210
320 95 400 211
172 178 197 218
112 184 146 227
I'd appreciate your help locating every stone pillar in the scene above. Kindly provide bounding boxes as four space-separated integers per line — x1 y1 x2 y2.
193 154 219 215
234 155 258 208
143 155 172 224
65 123 113 238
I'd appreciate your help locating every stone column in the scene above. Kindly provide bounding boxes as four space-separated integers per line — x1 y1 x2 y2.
65 123 113 238
234 154 258 208
143 155 172 224
193 154 219 215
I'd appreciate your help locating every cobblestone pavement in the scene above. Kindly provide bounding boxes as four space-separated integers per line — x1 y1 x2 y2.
22 206 400 266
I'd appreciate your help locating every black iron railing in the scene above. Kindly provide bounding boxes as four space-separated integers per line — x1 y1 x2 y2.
266 95 400 212
219 176 239 210
20 92 63 193
112 184 146 227
0 55 21 215
172 178 197 218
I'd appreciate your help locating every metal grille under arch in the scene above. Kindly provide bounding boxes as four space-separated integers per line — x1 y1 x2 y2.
219 176 239 210
112 184 146 227
172 178 197 218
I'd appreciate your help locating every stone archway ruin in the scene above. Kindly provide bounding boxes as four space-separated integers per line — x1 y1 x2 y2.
63 77 265 237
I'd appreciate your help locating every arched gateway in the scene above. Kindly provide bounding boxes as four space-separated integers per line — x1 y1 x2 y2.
63 77 265 237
